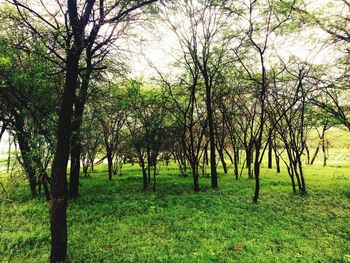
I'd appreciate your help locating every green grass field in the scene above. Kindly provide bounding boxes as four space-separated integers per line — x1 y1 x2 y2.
1 157 350 262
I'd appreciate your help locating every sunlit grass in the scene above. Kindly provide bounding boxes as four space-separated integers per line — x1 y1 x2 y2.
1 159 350 262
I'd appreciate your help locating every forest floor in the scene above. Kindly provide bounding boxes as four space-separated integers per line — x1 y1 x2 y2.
1 160 350 262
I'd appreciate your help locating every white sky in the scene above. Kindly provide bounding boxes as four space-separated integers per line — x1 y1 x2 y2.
129 0 345 79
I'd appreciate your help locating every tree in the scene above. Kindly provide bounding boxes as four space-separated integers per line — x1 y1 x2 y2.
228 0 296 202
0 20 58 198
6 0 158 260
127 82 168 191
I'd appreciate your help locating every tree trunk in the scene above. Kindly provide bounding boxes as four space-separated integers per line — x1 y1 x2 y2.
305 144 310 164
6 133 11 173
218 146 227 174
204 143 209 165
147 146 151 184
322 138 328 167
233 147 239 180
298 157 307 195
50 51 80 262
287 163 296 193
107 150 113 180
69 132 80 197
310 145 319 165
273 143 280 173
192 163 199 192
246 148 253 179
276 155 280 173
267 140 272 169
153 164 156 191
69 64 91 198
14 117 37 196
69 106 82 198
204 82 218 188
252 149 260 203
140 155 148 191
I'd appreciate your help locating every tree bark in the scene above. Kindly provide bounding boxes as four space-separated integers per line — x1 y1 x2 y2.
233 147 239 180
69 61 92 198
204 79 218 188
107 149 113 180
68 104 83 198
192 163 199 192
310 145 319 165
16 131 37 196
14 114 37 196
50 51 80 263
267 139 272 169
252 149 260 203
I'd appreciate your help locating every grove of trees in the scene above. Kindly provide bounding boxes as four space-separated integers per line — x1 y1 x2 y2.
0 0 349 262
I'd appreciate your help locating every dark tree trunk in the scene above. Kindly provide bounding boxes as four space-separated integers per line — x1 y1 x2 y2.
246 148 253 179
50 51 80 263
43 177 51 201
287 163 296 193
204 81 218 188
107 150 113 180
233 147 239 180
6 133 11 173
267 139 272 169
153 164 156 191
204 143 209 166
69 106 82 198
83 161 89 177
273 142 280 173
298 157 307 195
140 155 148 191
69 132 80 197
146 145 151 184
17 138 37 196
276 155 280 173
252 149 260 203
225 148 234 164
192 163 199 192
305 144 310 164
322 138 328 167
218 146 227 174
14 116 37 196
33 156 51 201
90 159 94 171
69 62 91 198
310 145 319 165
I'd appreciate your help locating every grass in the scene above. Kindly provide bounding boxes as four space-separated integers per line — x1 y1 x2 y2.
1 159 350 263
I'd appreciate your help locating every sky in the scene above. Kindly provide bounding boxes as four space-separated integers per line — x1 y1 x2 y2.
129 0 344 79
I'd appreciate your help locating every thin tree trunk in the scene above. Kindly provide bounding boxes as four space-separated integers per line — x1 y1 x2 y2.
107 150 113 180
305 144 310 164
205 83 218 188
234 147 239 180
310 145 319 165
252 147 261 203
6 133 11 173
298 157 307 195
267 139 272 169
153 164 156 191
218 146 227 174
14 116 37 196
192 163 199 192
246 148 253 179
